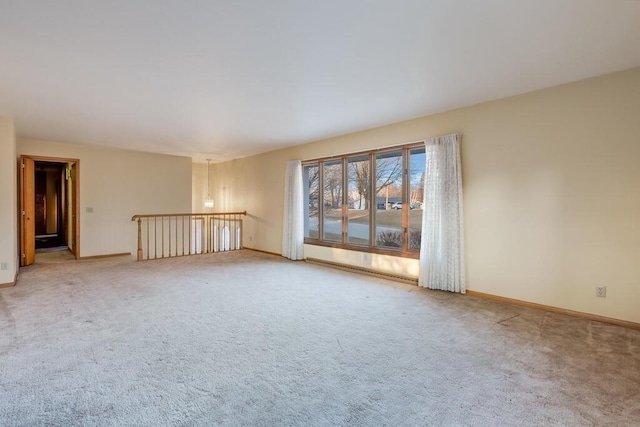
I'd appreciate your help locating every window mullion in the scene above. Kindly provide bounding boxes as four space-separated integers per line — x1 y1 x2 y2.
369 152 375 248
318 161 324 241
342 157 347 244
402 148 409 253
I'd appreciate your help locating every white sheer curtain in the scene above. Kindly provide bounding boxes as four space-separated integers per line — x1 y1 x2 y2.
282 160 304 260
419 133 465 293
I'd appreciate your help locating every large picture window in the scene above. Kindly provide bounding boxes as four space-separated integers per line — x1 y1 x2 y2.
303 142 425 258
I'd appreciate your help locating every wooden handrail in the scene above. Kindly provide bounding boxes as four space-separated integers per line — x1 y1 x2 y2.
131 211 247 221
131 211 247 261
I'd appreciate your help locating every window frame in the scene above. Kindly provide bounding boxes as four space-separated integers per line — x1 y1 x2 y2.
302 141 425 259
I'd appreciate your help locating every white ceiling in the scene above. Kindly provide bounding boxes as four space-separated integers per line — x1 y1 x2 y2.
1 1 639 163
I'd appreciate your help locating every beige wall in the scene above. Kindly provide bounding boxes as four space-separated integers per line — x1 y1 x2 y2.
207 67 640 323
18 139 192 258
0 116 17 284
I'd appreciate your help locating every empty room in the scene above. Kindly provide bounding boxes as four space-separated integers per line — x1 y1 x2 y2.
1 1 640 426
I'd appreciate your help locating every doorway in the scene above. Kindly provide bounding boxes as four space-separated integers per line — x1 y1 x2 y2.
19 156 80 266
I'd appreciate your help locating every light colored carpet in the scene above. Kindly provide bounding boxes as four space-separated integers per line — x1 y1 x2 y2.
1 250 639 426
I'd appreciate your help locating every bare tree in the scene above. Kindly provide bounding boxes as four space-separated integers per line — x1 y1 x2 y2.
323 163 342 209
410 171 425 207
305 165 319 216
349 156 403 208
350 161 370 209
375 156 403 195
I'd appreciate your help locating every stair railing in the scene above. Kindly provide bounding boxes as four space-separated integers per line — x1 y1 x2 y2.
131 211 247 261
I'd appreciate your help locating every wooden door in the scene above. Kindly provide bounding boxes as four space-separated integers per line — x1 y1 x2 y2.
63 167 69 248
20 156 35 266
69 162 78 257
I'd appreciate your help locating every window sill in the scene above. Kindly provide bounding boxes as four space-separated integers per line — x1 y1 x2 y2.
303 239 420 260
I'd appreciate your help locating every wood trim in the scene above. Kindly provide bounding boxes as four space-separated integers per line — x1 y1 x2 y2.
305 257 418 284
73 161 80 260
0 271 18 288
131 211 247 221
243 247 282 257
466 290 640 331
18 157 25 266
22 155 80 163
79 252 131 260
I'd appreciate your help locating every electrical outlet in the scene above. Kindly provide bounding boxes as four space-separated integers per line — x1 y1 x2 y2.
596 286 607 298
0 262 7 271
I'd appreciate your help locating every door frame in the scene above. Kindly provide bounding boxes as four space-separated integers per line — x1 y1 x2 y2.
20 155 80 263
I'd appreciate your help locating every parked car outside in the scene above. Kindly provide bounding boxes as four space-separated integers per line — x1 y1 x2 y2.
391 202 422 210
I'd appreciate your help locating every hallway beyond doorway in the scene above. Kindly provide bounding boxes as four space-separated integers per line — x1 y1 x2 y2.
34 249 76 264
